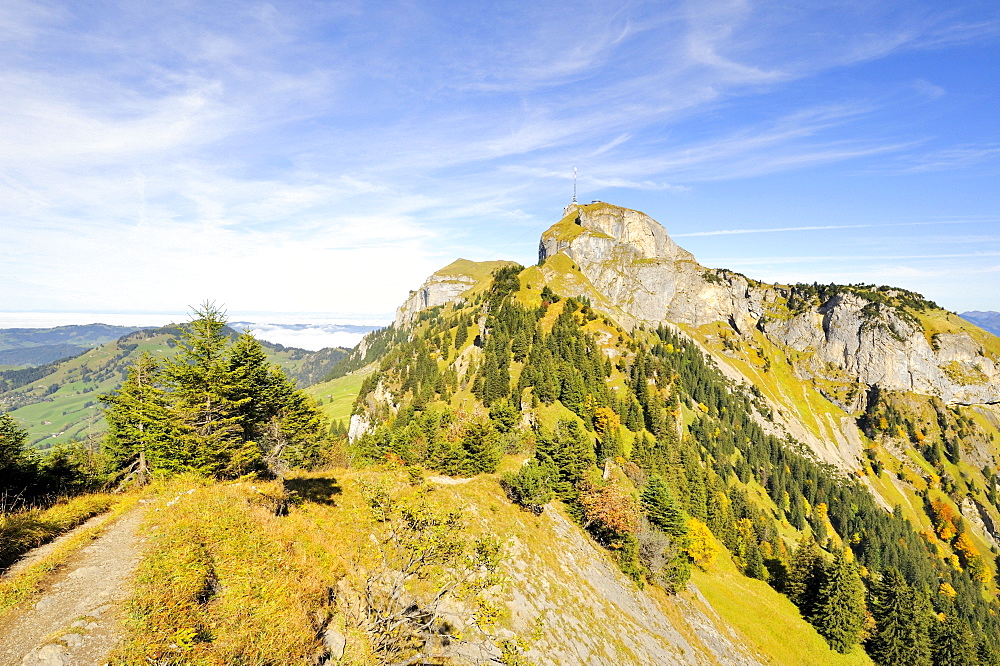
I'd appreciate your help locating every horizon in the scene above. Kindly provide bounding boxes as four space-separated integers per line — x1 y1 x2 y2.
2 1 999 314
0 312 387 351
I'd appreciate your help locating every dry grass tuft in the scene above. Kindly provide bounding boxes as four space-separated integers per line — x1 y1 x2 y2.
0 493 116 572
113 476 336 665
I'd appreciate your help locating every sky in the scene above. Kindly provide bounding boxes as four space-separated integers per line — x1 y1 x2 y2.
2 0 999 325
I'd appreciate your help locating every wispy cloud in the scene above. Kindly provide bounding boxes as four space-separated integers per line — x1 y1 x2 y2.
1 0 999 314
895 144 1000 173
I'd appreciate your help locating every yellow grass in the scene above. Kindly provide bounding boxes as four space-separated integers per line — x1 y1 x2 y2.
0 495 136 616
692 553 873 665
0 493 116 571
113 476 334 665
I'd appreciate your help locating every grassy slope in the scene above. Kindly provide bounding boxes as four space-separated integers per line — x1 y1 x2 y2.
6 330 334 450
435 258 517 282
111 470 864 665
692 556 873 666
305 366 375 424
8 333 176 449
300 260 999 662
680 314 1000 593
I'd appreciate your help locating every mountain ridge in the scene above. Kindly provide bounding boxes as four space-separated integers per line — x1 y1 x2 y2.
538 202 999 406
962 311 1000 337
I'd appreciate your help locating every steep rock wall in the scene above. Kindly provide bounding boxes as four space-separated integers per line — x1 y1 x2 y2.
394 259 514 327
539 203 1000 404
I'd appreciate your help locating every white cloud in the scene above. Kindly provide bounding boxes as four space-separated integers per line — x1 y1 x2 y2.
240 325 375 351
1 0 998 315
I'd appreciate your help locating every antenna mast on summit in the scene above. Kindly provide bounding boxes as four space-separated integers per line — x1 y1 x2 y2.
572 167 577 204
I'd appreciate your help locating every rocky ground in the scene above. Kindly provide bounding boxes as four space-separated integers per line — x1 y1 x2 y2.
0 506 146 666
504 510 762 665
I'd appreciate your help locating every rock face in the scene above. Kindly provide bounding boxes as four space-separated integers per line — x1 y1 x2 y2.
395 268 477 327
762 294 999 404
539 202 1000 404
538 203 772 334
395 258 514 327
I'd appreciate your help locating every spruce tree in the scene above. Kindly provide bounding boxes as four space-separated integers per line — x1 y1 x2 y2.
931 605 978 666
0 412 36 495
460 419 501 475
165 302 259 477
226 331 275 441
786 536 824 614
641 476 687 537
100 352 175 478
535 419 595 498
225 332 325 472
808 550 867 653
867 568 932 666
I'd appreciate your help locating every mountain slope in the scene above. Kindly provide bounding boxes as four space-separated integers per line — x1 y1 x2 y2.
540 203 999 405
1 326 348 449
338 202 1000 664
962 311 1000 337
0 324 144 366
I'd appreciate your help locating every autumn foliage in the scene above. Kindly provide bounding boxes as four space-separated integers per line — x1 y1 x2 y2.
579 482 640 537
685 517 719 570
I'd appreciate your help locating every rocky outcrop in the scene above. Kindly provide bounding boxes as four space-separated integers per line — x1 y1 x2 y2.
763 294 999 403
539 202 1000 405
395 267 475 326
538 204 774 335
394 258 515 327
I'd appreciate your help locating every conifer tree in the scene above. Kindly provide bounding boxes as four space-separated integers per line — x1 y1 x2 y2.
641 476 688 537
535 419 595 498
225 332 324 472
808 550 867 653
931 605 978 666
744 541 768 581
263 377 326 470
101 352 175 479
460 418 501 475
0 412 29 466
165 302 260 477
225 331 274 440
0 412 36 494
867 568 932 666
101 302 327 480
786 536 825 614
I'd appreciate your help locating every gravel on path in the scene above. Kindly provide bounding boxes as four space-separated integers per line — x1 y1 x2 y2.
0 505 147 666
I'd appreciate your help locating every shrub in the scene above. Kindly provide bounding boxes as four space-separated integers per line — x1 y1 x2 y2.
501 460 554 514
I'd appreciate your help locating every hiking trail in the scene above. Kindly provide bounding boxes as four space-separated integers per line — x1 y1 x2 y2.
0 504 147 665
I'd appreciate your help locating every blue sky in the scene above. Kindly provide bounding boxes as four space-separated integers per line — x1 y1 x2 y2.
1 0 998 323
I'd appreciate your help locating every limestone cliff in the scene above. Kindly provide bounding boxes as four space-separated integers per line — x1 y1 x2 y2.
394 259 515 327
539 202 1000 405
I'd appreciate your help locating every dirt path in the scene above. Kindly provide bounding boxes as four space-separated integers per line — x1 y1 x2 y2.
0 505 147 665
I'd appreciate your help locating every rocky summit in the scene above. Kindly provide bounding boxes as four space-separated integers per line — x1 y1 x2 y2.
539 202 999 405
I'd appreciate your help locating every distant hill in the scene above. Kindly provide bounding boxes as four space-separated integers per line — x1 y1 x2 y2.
0 344 86 367
0 324 144 366
961 310 1000 336
1 325 350 450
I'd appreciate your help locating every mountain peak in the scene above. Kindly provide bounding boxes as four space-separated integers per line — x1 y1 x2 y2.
535 202 1000 405
539 201 695 266
394 258 516 326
